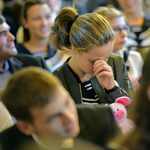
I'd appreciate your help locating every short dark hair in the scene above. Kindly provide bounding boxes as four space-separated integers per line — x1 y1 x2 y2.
0 15 5 25
1 67 61 123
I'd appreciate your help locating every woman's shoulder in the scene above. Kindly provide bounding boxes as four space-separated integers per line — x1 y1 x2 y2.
109 53 124 63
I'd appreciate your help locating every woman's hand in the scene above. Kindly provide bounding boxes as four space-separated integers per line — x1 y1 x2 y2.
94 60 114 90
129 76 140 91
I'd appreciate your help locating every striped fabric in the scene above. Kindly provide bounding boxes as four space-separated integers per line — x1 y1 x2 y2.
82 80 101 105
67 64 101 105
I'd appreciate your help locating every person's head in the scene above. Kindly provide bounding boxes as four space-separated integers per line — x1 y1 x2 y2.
109 0 144 14
1 67 79 142
94 7 128 52
21 0 53 42
50 6 115 75
0 15 17 63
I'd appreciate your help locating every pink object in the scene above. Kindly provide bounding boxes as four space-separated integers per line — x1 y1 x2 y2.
115 96 131 106
114 110 125 121
109 96 131 123
107 96 135 135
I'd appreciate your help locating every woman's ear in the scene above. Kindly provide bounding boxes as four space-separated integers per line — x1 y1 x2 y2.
71 44 77 54
147 85 150 101
22 18 28 29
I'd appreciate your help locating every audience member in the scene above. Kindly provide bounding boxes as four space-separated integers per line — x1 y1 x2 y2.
109 0 150 55
0 14 48 132
16 0 71 72
0 66 120 150
93 6 143 91
107 45 150 150
51 6 133 105
0 14 48 95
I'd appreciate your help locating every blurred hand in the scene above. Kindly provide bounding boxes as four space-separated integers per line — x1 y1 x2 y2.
129 76 140 91
118 118 135 135
93 60 114 90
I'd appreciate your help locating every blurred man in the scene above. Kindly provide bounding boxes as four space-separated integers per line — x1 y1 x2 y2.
0 67 120 150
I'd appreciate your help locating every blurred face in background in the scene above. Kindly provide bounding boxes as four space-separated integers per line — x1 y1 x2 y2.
109 16 127 52
22 4 53 40
0 22 17 62
117 0 143 13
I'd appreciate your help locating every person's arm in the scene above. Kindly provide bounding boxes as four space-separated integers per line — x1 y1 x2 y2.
129 76 140 91
106 55 134 102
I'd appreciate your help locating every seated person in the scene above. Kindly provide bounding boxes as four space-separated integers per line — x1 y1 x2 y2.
0 14 48 94
0 14 48 132
93 6 143 91
0 67 120 150
108 0 150 49
51 6 133 104
16 0 71 72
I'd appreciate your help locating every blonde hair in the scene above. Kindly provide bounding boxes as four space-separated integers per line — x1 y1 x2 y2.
93 6 123 21
50 6 115 53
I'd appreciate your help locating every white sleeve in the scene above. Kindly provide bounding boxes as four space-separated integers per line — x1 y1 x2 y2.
0 101 14 133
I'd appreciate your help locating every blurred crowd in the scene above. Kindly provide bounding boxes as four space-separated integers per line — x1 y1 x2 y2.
0 0 150 150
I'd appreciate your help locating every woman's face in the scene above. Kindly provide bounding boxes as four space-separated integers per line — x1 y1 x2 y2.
109 16 127 52
73 40 114 76
23 4 53 40
117 0 143 13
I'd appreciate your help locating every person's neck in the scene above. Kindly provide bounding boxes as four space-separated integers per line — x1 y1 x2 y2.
68 56 93 82
32 133 63 149
124 11 145 26
24 37 49 53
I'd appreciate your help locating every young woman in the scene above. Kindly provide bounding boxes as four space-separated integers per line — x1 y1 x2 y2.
50 6 133 104
109 0 150 51
94 6 143 91
16 0 70 72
